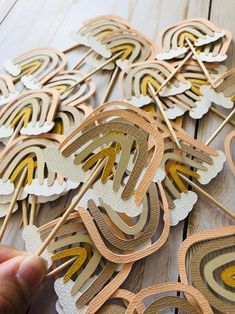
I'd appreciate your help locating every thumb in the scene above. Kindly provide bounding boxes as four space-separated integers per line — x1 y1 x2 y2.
0 255 47 314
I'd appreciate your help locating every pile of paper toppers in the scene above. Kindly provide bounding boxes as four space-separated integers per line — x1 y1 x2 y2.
0 15 234 313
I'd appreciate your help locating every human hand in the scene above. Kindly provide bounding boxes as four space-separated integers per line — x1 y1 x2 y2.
0 245 47 314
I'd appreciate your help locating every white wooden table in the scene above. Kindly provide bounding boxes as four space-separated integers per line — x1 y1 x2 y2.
0 0 234 313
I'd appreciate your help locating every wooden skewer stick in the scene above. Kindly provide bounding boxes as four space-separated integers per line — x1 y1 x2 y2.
185 38 216 88
102 66 119 103
72 48 93 70
7 117 24 146
36 159 106 256
66 51 123 93
205 107 235 145
34 203 41 222
12 70 31 84
178 173 235 220
29 195 37 225
12 76 22 84
155 51 193 95
148 82 181 149
22 199 28 228
62 43 81 54
210 106 235 127
46 256 77 278
0 167 28 241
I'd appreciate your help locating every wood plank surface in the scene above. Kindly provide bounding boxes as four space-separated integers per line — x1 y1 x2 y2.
188 0 235 234
0 0 233 313
0 0 17 24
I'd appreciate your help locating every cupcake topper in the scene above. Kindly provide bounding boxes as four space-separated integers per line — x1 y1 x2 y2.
119 60 192 147
173 60 228 119
75 179 170 263
179 226 235 313
150 115 234 224
36 101 164 256
0 88 60 145
70 15 134 69
0 134 80 240
156 18 230 62
4 47 67 89
23 212 132 314
67 28 157 101
155 18 231 96
125 282 213 313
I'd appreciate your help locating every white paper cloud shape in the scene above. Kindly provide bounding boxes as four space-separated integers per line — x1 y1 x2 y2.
21 75 41 89
125 94 152 108
200 85 233 109
44 146 86 183
0 202 18 218
4 59 21 76
156 47 188 60
170 191 198 226
189 97 211 119
25 178 66 196
197 150 226 185
165 104 187 120
20 121 55 135
0 179 14 195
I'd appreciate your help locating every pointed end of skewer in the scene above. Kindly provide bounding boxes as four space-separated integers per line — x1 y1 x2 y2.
170 130 182 149
175 138 182 149
178 173 235 221
148 83 182 149
185 37 191 45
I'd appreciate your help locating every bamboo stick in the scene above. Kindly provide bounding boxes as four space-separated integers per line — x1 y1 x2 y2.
101 66 119 103
155 51 193 95
148 82 181 149
0 167 28 240
185 38 215 88
72 48 93 70
210 106 235 127
36 159 106 256
66 51 123 92
205 108 235 145
29 195 37 225
46 256 77 278
62 43 81 54
22 199 28 228
178 173 235 220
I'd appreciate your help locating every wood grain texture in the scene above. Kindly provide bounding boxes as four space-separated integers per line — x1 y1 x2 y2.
187 0 235 234
186 2 235 312
0 0 17 24
0 0 233 313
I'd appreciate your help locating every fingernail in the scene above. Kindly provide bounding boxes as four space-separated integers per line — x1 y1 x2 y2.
16 256 47 296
